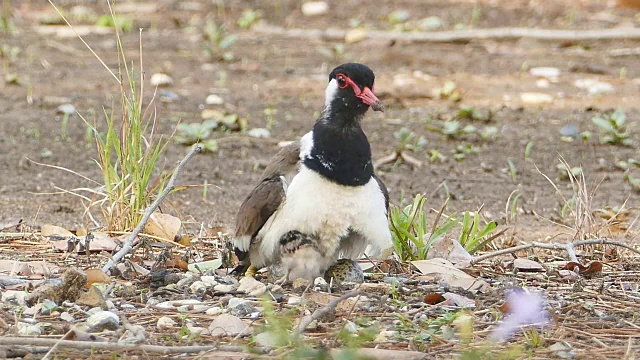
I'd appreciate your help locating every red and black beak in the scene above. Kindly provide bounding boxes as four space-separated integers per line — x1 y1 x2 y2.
356 86 384 112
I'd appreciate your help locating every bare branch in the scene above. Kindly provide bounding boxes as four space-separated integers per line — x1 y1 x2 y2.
101 144 202 274
293 289 362 338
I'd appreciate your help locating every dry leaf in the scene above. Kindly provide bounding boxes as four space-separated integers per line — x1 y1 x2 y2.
144 213 181 242
188 259 222 273
85 269 111 288
51 233 117 253
563 261 603 278
41 224 73 237
427 237 472 268
413 258 490 292
424 292 446 305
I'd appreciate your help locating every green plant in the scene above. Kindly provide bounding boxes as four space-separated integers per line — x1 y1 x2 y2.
428 149 446 163
203 20 237 61
591 109 632 146
453 144 478 162
237 9 262 29
507 160 517 183
458 210 498 254
432 81 461 102
456 106 492 122
389 194 458 262
394 127 427 153
0 0 15 33
96 14 133 32
68 5 172 232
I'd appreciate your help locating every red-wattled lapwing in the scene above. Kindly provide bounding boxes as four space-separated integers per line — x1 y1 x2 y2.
233 63 391 284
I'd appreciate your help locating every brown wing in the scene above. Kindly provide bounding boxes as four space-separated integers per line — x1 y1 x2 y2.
234 175 286 240
260 141 300 181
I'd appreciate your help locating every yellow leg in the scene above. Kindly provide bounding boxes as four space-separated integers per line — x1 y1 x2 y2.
245 265 257 278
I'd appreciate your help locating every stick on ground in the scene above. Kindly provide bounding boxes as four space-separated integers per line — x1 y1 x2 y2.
101 144 202 274
293 289 362 338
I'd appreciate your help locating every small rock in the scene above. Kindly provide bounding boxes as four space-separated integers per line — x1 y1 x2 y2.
247 128 271 139
574 78 614 95
156 299 203 310
208 314 251 337
3 290 27 306
185 322 208 336
201 109 225 121
177 304 210 313
17 322 42 336
375 330 398 343
343 320 358 333
344 28 368 44
86 311 120 332
513 258 545 272
301 1 328 16
157 316 177 330
176 272 198 288
150 73 173 87
287 296 302 306
77 286 108 309
205 306 225 316
40 299 58 315
442 293 476 308
237 276 267 297
60 312 74 322
200 276 219 286
56 104 76 114
520 92 553 105
227 298 254 315
205 94 225 105
418 16 443 31
190 281 208 296
530 67 560 81
560 124 579 139
159 90 180 102
214 283 238 293
255 331 280 347
23 304 41 317
549 341 576 359
536 78 550 88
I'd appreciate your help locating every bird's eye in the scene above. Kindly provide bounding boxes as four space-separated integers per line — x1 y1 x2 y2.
336 74 348 89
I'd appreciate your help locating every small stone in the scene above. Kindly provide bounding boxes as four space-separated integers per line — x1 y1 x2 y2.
255 331 280 347
2 290 26 306
213 283 238 293
176 272 198 288
560 124 578 139
513 258 545 272
419 16 443 31
86 311 120 332
60 312 74 322
208 314 251 337
200 276 218 286
530 67 560 81
344 28 368 44
186 322 208 336
574 78 614 95
247 128 271 139
77 286 108 309
536 78 550 88
40 299 58 315
201 109 225 121
17 322 42 336
156 299 203 310
159 90 180 102
549 341 576 359
178 304 210 313
157 316 177 331
375 330 398 343
442 293 476 308
343 321 358 333
520 92 553 105
23 304 41 317
150 73 173 87
190 281 208 296
205 94 225 105
228 298 253 312
237 276 267 297
205 306 225 316
301 1 328 16
56 104 76 114
287 296 302 305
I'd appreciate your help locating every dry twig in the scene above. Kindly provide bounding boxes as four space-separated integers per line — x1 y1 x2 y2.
101 144 202 274
293 289 362 338
251 23 640 43
470 238 640 265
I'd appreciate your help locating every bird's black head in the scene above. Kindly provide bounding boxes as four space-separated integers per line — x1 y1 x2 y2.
324 63 384 117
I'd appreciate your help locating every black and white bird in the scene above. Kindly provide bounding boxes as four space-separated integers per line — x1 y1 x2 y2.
233 63 391 283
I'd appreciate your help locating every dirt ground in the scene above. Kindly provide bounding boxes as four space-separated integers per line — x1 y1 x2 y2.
1 0 640 358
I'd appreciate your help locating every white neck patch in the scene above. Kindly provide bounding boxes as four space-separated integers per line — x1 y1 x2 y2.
324 78 339 109
299 131 314 160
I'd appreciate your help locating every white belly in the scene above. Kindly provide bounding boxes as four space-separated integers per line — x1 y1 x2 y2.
256 166 392 266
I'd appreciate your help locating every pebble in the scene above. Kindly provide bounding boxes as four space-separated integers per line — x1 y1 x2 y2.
159 90 180 102
237 276 267 297
247 128 271 139
208 314 251 337
419 16 443 31
574 78 614 95
86 311 120 332
150 73 173 87
529 67 560 81
343 321 358 333
40 299 58 315
190 281 208 296
520 92 554 105
77 286 108 309
200 276 219 286
301 1 328 16
213 283 237 293
227 298 254 315
205 306 225 316
201 109 225 121
375 330 398 343
17 322 42 336
23 304 41 317
185 322 208 336
177 304 210 313
60 312 74 322
56 104 76 114
2 290 26 306
255 331 279 347
176 272 198 288
157 316 177 330
205 94 225 105
287 296 302 306
156 299 203 310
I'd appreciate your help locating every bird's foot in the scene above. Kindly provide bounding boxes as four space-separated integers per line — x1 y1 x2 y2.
245 265 258 278
274 275 289 286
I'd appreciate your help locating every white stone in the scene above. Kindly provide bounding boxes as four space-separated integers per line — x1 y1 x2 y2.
156 316 177 330
17 322 42 336
205 306 225 316
205 94 225 105
287 296 302 305
530 67 560 81
237 276 267 297
301 1 328 16
190 281 208 295
574 78 614 95
520 92 553 105
213 283 237 293
255 331 280 347
150 73 173 87
344 321 358 333
86 311 120 332
156 299 203 310
200 276 218 286
2 290 26 306
247 128 271 139
208 314 251 337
